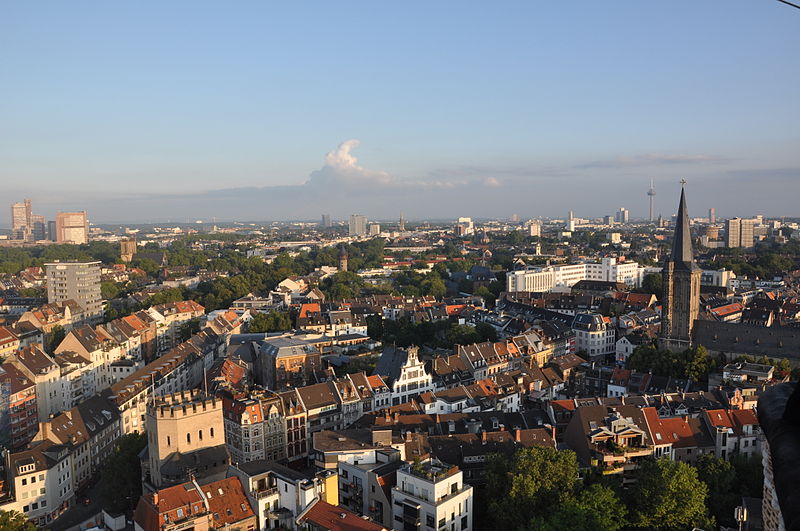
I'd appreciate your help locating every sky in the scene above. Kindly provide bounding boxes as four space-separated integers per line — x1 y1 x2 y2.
2 1 800 223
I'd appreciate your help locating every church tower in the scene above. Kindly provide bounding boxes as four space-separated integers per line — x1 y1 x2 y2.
660 184 701 351
338 245 348 272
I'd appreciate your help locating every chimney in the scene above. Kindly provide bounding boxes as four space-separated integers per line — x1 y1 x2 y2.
153 492 159 505
515 429 522 442
682 415 689 423
481 430 487 444
394 412 400 423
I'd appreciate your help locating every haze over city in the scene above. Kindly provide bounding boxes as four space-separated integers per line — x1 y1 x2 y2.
3 1 800 222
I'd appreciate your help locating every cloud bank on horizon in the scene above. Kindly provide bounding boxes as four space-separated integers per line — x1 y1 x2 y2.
5 140 800 224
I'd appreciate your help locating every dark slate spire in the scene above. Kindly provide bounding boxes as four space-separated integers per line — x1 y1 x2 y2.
669 183 697 269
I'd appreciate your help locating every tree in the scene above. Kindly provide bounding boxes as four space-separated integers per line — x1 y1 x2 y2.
695 454 737 527
179 317 202 341
248 311 293 333
475 322 498 343
626 458 712 530
445 324 482 347
0 510 37 531
485 446 579 529
366 314 383 340
46 324 65 354
529 484 627 531
641 273 663 297
99 433 147 514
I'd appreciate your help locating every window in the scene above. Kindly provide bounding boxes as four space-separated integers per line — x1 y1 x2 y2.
187 433 191 443
199 430 203 441
462 516 468 529
22 478 27 486
167 436 171 446
210 427 214 437
427 515 435 527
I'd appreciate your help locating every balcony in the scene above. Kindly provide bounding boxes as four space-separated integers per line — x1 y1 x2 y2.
253 487 278 499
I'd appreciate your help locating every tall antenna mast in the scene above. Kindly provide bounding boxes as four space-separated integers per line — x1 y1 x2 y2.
647 179 656 222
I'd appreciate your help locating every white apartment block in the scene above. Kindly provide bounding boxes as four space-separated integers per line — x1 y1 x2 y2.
392 459 473 531
507 257 645 293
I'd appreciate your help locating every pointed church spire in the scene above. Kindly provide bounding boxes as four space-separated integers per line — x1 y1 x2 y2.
669 181 695 268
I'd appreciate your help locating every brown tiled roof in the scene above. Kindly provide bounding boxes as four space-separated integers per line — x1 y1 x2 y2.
299 499 386 531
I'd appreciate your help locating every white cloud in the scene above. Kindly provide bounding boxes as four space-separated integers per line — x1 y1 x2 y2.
483 176 501 187
305 139 392 187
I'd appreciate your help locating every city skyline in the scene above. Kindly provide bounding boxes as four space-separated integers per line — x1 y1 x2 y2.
3 1 800 221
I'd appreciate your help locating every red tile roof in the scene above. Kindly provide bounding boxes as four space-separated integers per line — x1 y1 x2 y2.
299 500 387 531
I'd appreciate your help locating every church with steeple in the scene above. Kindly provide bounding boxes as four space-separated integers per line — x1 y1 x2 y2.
660 183 701 351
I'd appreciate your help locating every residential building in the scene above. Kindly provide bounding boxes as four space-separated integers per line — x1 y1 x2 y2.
374 346 434 406
34 394 122 490
313 429 405 471
9 344 59 422
228 460 338 531
349 215 368 237
0 362 38 448
0 439 73 526
727 217 756 249
258 336 322 390
391 458 474 531
222 389 287 464
572 313 615 361
702 408 762 459
133 476 256 531
0 326 21 358
45 261 103 324
298 499 388 531
563 404 654 476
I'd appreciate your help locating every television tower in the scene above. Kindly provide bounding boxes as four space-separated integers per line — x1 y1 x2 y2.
647 179 656 222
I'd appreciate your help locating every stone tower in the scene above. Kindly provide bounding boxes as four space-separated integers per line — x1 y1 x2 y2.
338 245 348 272
660 184 701 351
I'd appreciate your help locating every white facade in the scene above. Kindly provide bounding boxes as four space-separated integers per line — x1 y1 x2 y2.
507 257 645 293
392 460 473 531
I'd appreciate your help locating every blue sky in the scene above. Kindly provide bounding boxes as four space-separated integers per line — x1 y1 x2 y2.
2 1 799 222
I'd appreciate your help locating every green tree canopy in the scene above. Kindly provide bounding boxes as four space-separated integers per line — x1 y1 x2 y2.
626 458 712 530
0 510 37 531
99 433 147 514
248 311 294 333
485 446 579 529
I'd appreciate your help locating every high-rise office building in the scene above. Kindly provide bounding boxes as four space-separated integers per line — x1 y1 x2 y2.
11 199 32 241
321 214 332 228
527 220 541 237
368 223 381 236
399 213 405 232
30 215 46 241
55 211 89 244
726 218 755 249
708 207 716 224
45 261 103 323
47 220 57 242
348 214 367 237
615 207 630 224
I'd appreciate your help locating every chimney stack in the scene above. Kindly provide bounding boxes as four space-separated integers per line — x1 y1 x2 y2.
481 430 487 444
515 429 522 442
